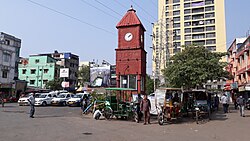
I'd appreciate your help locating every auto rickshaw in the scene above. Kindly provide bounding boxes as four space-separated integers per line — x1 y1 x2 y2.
102 88 139 121
182 89 211 124
155 88 183 125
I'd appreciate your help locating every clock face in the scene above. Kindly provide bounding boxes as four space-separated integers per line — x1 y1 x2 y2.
124 32 133 41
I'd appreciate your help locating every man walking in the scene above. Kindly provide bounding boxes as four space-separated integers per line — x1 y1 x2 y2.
140 95 151 125
28 93 35 118
221 94 229 113
236 95 246 117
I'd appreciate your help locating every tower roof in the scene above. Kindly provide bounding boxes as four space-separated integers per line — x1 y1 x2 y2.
116 6 146 31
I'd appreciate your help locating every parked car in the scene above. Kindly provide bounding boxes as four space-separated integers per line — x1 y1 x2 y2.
51 93 74 106
35 93 57 106
246 98 250 110
67 93 84 107
18 94 31 106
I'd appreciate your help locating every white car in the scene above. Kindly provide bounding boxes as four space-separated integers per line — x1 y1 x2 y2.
35 93 57 106
18 95 30 106
51 93 74 106
67 93 84 107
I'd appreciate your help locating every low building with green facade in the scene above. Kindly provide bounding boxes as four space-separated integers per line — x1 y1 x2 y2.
18 55 60 88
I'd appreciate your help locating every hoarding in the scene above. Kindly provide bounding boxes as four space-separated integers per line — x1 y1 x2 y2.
90 66 110 87
60 68 69 78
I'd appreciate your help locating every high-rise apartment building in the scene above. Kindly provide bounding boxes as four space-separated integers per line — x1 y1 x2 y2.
152 0 226 83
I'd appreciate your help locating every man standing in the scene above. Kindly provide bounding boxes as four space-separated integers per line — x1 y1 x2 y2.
236 95 246 117
214 94 219 111
221 94 229 113
140 95 151 125
27 93 35 118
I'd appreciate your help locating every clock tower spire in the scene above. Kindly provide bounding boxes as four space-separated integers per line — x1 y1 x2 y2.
115 7 147 97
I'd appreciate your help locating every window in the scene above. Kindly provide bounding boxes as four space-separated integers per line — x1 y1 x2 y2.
185 41 192 45
206 46 216 51
184 3 190 8
192 1 205 7
205 12 215 18
31 69 36 74
173 10 180 16
205 0 214 5
206 26 215 31
205 6 214 11
206 39 216 45
192 8 204 13
129 75 137 89
120 75 137 89
193 34 205 39
184 9 191 14
22 69 27 74
2 70 8 78
185 28 191 33
206 32 216 38
192 14 204 20
35 59 39 63
44 69 49 74
185 35 192 40
205 19 215 25
173 0 180 3
174 35 181 40
192 20 204 26
173 17 180 22
5 39 10 45
184 22 191 27
3 52 11 62
192 27 204 33
173 4 180 9
30 80 35 84
193 41 205 45
184 15 191 21
173 23 180 28
173 48 181 53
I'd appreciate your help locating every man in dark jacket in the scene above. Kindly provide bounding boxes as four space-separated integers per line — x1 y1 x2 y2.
237 96 246 117
140 95 151 125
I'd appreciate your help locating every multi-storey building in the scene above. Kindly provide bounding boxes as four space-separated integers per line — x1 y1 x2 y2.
0 32 21 97
226 36 250 99
18 55 60 88
152 0 226 83
39 51 79 89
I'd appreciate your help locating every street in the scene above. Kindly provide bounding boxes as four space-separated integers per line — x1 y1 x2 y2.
0 103 249 141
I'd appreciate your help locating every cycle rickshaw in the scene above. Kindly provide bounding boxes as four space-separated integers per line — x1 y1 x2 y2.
155 88 183 125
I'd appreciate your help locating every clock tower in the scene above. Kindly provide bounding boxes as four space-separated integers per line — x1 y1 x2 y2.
116 7 147 97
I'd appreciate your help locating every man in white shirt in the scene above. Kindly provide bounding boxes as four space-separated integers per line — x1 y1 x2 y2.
28 93 35 118
221 94 229 113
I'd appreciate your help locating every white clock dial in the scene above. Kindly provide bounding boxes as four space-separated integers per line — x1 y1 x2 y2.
124 33 133 41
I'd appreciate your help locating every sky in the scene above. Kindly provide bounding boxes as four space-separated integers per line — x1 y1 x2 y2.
0 0 249 74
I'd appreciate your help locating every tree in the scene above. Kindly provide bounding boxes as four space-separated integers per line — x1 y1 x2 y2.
163 45 229 89
77 66 90 86
145 74 154 94
45 78 63 90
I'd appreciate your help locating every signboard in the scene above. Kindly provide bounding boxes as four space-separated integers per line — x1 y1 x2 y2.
60 68 69 78
61 81 69 88
90 66 110 87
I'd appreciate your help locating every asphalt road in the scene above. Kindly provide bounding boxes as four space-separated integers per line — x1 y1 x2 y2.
0 103 249 141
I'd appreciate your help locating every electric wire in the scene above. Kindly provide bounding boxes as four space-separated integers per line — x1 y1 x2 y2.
130 0 157 21
95 0 123 17
26 0 115 35
79 0 120 20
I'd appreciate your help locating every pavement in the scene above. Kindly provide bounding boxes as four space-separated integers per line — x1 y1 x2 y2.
0 103 249 141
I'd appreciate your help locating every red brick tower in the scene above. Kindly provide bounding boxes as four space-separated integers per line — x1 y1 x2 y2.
116 7 147 96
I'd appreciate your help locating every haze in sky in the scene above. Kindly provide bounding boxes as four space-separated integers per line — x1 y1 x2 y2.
0 0 249 74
